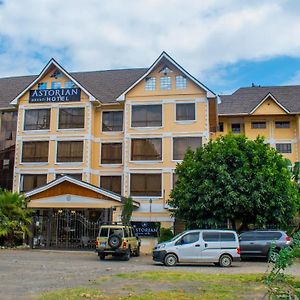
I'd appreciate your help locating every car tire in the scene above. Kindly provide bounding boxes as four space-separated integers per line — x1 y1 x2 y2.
219 254 232 267
122 250 130 261
99 254 105 260
163 253 177 267
108 234 122 249
132 246 140 257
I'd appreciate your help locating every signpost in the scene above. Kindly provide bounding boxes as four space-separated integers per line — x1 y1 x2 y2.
29 88 81 103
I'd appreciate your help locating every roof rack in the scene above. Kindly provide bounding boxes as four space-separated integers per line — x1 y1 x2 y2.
101 222 131 226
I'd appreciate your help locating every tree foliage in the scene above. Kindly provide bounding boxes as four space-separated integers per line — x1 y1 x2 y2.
169 134 300 230
0 190 32 242
121 197 133 225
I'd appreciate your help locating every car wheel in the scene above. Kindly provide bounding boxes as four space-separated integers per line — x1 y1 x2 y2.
122 250 130 261
268 250 279 263
219 254 232 267
99 254 105 260
108 234 122 249
163 253 177 267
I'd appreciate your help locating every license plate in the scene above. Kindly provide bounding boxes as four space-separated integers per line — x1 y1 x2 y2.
100 242 106 247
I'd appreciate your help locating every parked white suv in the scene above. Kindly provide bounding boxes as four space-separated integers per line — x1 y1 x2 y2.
153 229 240 267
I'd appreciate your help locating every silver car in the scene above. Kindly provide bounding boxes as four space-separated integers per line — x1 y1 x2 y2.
153 229 241 267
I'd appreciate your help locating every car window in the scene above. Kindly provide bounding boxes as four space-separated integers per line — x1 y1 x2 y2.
220 232 236 241
202 232 219 242
99 228 109 237
109 228 123 237
239 232 256 241
256 232 282 240
177 232 199 245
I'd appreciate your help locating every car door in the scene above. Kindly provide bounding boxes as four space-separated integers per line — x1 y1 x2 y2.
175 232 201 262
200 231 221 261
239 232 259 255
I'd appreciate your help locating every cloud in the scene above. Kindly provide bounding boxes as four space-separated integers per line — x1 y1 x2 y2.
1 0 300 91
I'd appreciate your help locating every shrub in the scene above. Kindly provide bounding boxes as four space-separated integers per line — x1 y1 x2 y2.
159 227 174 243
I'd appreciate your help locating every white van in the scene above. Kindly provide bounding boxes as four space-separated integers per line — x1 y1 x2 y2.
153 229 240 267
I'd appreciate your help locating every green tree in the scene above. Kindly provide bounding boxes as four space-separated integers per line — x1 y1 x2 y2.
121 197 133 225
0 190 32 245
169 134 300 230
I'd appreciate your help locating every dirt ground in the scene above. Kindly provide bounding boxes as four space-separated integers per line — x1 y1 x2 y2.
0 249 300 300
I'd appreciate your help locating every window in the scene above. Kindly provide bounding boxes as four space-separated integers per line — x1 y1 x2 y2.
252 121 266 129
56 173 82 181
239 232 256 241
219 122 224 132
173 137 202 160
130 174 161 196
99 228 109 237
22 141 49 163
51 82 61 89
24 109 50 131
255 232 282 240
37 82 47 90
160 76 171 90
101 143 122 164
231 123 241 134
276 143 292 153
64 81 76 88
131 138 162 161
145 77 156 91
20 174 47 192
220 232 236 241
176 103 195 121
176 76 187 89
100 176 122 194
275 121 290 128
59 108 85 129
57 141 83 162
202 232 219 242
102 111 123 132
176 232 199 245
131 105 162 127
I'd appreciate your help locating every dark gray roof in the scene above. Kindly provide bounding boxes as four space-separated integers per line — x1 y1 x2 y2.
219 85 300 115
0 68 147 109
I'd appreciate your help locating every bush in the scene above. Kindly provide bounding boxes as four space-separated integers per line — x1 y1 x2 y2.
159 227 174 243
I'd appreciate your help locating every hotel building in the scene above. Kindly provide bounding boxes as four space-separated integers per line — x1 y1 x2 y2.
0 52 217 250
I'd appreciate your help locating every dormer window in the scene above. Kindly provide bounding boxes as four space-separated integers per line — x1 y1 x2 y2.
159 66 172 75
64 81 77 88
51 82 61 89
160 76 171 90
176 76 187 89
145 77 156 91
37 82 47 90
50 69 63 79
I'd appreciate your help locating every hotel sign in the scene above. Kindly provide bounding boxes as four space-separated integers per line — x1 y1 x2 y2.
29 88 81 103
131 222 160 237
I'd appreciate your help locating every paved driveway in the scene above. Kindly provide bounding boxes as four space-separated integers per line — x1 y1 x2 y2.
0 249 299 300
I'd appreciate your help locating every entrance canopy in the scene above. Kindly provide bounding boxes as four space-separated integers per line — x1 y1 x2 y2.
25 176 140 209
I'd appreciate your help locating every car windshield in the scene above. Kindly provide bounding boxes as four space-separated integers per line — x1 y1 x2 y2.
168 231 188 242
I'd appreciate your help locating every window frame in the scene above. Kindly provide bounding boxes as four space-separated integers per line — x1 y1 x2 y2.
275 143 292 154
99 175 122 195
130 138 163 162
129 173 162 198
131 104 163 128
100 142 123 165
175 102 196 122
231 123 241 134
21 141 49 164
56 140 84 164
58 107 85 130
275 121 290 128
175 75 187 89
101 110 124 132
23 108 51 131
51 81 62 89
145 77 156 91
251 121 267 129
160 76 171 90
19 174 48 193
172 136 202 161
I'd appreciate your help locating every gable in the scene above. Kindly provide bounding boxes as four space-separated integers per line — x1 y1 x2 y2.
126 59 207 98
252 96 288 115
